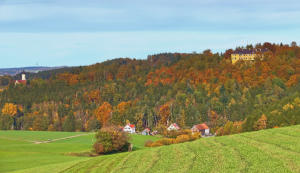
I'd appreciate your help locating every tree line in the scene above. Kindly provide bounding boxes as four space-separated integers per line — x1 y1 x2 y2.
0 42 299 135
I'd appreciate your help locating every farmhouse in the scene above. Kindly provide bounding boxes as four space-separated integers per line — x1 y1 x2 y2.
141 128 150 135
15 73 27 85
191 123 209 136
167 123 180 131
123 124 136 134
231 49 267 64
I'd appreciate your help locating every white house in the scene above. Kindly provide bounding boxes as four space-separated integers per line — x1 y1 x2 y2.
141 128 150 135
123 124 136 134
167 123 180 131
191 123 209 136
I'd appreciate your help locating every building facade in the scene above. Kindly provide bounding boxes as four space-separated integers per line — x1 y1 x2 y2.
123 124 136 134
231 49 267 64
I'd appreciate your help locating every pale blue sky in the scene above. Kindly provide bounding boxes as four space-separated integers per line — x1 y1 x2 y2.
0 0 299 68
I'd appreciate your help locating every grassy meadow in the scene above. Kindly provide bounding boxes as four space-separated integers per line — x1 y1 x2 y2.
0 131 158 173
0 126 299 173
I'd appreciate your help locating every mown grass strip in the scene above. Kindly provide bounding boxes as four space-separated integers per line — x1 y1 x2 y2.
237 135 300 172
231 135 295 173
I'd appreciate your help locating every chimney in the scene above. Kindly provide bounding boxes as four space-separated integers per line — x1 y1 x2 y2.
22 74 26 81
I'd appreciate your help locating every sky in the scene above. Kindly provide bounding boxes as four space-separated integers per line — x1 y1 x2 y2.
0 0 299 68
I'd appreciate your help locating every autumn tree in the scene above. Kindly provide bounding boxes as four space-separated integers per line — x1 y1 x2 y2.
85 89 101 104
208 110 219 128
177 109 186 128
1 103 21 129
253 114 267 130
1 103 17 117
158 103 171 127
33 114 49 131
114 101 132 125
95 102 112 127
223 121 233 135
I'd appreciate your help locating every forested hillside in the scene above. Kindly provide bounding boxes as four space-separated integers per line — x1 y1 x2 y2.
0 42 299 134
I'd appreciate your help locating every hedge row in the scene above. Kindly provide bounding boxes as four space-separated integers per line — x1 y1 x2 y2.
145 130 200 147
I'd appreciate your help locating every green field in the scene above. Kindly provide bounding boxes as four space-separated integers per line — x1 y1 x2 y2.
1 126 300 173
0 131 158 173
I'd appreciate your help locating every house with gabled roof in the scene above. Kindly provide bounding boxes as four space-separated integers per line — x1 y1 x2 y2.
123 123 136 134
142 128 150 135
167 123 180 131
191 123 209 136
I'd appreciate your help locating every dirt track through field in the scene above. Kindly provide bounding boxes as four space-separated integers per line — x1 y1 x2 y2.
34 133 93 144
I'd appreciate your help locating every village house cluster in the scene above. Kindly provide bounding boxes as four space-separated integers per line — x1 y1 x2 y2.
122 122 211 136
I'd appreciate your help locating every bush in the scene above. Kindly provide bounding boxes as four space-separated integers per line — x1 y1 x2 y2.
145 129 200 148
144 140 154 147
164 130 178 138
175 134 190 143
164 129 193 138
156 138 175 145
151 142 163 147
93 126 130 154
189 132 201 141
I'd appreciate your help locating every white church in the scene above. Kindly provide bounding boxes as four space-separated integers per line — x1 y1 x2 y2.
15 73 27 85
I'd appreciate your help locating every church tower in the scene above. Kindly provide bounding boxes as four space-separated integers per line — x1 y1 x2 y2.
22 73 26 81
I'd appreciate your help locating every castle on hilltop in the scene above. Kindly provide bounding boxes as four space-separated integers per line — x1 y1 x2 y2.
231 49 268 64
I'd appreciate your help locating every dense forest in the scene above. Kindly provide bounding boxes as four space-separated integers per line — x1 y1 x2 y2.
0 42 300 135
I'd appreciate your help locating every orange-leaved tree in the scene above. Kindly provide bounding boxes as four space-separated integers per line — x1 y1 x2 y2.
95 102 112 127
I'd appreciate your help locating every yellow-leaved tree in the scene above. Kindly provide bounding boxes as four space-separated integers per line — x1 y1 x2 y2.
1 103 17 117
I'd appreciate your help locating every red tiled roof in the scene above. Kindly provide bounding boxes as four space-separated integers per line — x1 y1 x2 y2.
15 80 27 85
171 123 180 129
193 123 209 130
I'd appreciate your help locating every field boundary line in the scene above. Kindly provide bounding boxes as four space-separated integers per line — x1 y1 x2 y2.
34 133 94 144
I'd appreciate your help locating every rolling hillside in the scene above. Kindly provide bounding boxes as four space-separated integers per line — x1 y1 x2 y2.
60 125 300 173
1 44 300 135
1 125 299 173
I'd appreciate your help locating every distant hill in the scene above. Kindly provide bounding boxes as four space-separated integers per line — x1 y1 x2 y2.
0 66 66 76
